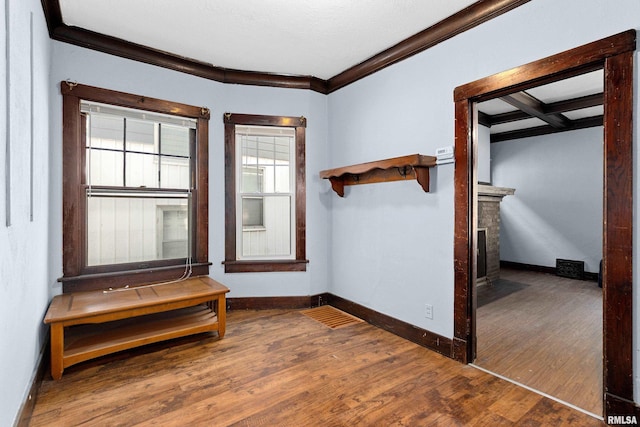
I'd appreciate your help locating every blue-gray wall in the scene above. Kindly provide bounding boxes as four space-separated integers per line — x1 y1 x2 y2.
1 0 51 425
492 127 603 274
48 45 331 299
2 0 640 424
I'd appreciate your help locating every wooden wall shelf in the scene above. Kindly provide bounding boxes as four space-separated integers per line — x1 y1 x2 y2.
319 154 437 197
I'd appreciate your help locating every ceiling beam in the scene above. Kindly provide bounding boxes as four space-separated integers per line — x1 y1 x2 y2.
490 115 603 143
482 92 603 126
478 111 492 127
500 92 571 128
545 92 603 114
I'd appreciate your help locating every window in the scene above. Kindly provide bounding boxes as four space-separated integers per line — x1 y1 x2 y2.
224 113 307 272
61 82 210 292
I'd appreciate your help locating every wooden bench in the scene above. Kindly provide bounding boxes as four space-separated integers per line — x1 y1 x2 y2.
44 276 229 380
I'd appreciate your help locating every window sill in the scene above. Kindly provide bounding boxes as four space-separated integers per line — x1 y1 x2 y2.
223 259 308 273
242 226 267 232
59 262 212 293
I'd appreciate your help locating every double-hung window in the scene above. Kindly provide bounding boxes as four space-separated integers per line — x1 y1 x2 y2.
224 114 307 272
61 82 210 292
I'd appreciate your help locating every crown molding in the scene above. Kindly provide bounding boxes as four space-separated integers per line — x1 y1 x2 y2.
327 0 530 92
41 0 529 94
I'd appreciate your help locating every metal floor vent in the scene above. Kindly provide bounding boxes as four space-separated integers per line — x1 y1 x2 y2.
301 306 363 329
556 258 585 280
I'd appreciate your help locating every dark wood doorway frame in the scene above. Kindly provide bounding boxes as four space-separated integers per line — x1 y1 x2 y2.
452 30 636 417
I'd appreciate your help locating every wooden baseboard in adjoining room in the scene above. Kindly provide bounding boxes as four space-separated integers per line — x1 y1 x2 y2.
500 260 599 282
15 336 49 427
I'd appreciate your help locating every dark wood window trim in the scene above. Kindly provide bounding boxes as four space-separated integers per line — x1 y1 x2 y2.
41 0 529 94
223 113 307 273
452 30 636 418
60 82 210 292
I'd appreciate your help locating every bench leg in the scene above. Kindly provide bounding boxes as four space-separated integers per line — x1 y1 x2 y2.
217 295 226 338
50 323 64 380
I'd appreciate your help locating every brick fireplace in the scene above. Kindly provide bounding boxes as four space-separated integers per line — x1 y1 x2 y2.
477 184 515 285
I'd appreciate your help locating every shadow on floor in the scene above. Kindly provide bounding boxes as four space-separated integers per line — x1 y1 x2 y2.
477 279 529 308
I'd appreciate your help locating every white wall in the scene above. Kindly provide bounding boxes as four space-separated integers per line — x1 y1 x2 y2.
478 124 491 184
327 0 640 389
48 42 331 300
0 0 51 425
492 127 603 273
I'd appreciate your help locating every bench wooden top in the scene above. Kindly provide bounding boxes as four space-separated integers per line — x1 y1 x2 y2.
45 276 229 324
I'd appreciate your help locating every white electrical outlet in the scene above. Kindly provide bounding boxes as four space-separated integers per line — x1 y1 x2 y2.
425 304 433 319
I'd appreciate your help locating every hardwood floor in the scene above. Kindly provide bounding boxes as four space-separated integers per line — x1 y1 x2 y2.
476 268 603 416
28 308 604 426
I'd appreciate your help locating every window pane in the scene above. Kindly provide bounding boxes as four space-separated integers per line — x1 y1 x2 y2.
161 156 190 189
161 207 189 259
241 134 258 161
241 195 291 257
126 119 156 153
161 125 190 157
274 164 290 193
242 197 264 227
87 148 123 186
242 167 263 193
126 152 159 188
87 196 189 266
88 115 123 150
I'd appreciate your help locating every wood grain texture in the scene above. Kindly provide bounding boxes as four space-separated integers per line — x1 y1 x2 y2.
453 98 472 363
45 277 228 379
454 30 635 102
28 309 604 426
319 154 436 178
227 294 327 310
328 294 453 357
603 50 634 403
476 269 603 415
320 154 436 196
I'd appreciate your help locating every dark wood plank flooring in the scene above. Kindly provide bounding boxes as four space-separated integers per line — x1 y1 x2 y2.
28 308 604 426
476 268 602 416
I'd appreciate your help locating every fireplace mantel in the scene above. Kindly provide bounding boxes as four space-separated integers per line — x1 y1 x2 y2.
478 184 515 200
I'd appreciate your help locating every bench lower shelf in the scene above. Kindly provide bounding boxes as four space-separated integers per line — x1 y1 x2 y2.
62 304 220 369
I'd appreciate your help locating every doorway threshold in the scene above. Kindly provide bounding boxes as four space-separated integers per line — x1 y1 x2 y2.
470 363 603 421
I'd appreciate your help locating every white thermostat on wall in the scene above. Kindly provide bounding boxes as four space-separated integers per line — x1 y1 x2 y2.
435 146 454 165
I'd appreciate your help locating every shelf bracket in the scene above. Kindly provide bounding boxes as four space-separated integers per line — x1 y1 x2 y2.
328 177 345 197
415 167 430 192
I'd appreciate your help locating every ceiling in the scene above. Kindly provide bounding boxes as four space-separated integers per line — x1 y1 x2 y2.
52 1 602 140
58 0 478 80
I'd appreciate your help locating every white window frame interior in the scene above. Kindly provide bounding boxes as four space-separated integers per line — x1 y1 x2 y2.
235 125 296 261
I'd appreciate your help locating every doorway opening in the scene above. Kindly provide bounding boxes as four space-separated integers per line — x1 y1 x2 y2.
451 30 635 419
473 74 604 413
